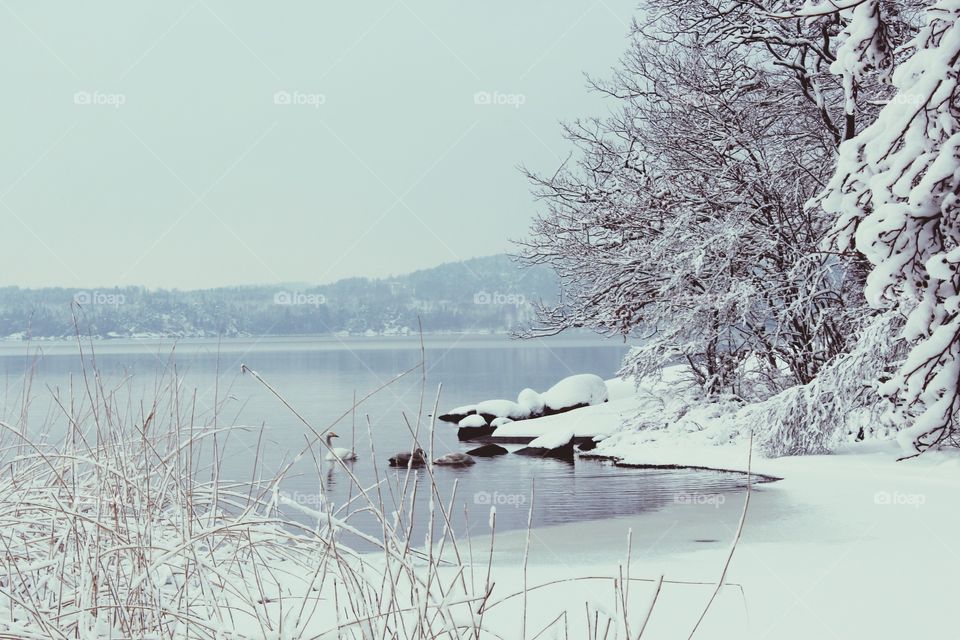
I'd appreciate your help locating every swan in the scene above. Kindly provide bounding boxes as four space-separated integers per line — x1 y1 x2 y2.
388 448 426 468
324 432 357 461
433 452 475 466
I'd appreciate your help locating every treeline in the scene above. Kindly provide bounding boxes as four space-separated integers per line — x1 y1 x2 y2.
0 255 557 338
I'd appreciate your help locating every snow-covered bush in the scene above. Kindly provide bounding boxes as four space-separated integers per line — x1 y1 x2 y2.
744 312 906 455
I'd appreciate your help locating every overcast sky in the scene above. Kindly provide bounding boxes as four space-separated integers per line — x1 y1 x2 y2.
0 1 637 289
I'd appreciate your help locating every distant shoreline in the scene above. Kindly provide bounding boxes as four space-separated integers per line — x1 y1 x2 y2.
1 329 611 342
0 331 628 355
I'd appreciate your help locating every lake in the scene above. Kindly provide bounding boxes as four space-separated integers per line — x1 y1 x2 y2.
0 334 754 545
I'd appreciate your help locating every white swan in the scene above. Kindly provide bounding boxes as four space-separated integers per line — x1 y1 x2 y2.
324 432 357 461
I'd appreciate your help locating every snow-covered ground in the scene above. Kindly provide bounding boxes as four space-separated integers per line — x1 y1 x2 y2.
479 371 960 638
480 442 960 639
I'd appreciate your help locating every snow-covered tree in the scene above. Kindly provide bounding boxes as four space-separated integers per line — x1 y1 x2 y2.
819 0 960 452
519 5 871 398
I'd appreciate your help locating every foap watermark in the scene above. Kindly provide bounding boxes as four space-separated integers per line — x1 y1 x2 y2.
279 491 323 508
73 90 126 109
674 492 726 508
882 93 927 106
474 491 527 508
473 291 526 307
874 490 925 508
73 291 126 307
273 90 326 108
473 90 526 109
274 291 326 307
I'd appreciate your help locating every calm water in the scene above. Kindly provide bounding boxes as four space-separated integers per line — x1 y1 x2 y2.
0 335 754 544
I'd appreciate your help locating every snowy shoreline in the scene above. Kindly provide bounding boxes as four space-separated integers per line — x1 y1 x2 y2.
466 398 960 639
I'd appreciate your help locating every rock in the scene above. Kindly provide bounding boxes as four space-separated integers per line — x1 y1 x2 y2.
540 374 609 412
514 432 576 461
517 388 545 415
388 449 427 468
466 443 508 457
514 441 576 461
475 399 526 421
441 373 609 428
433 452 475 466
438 405 477 423
540 403 589 417
457 414 495 440
458 425 496 440
458 414 487 427
578 439 600 451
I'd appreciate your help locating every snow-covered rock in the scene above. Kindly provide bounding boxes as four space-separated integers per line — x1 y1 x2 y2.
457 413 495 440
515 429 576 461
540 374 609 411
438 405 478 423
529 429 575 449
458 414 487 428
440 373 612 432
475 399 526 420
517 388 545 415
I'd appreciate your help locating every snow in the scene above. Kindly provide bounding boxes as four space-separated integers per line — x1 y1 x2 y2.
540 373 609 410
492 373 669 441
475 398 526 419
490 416 513 427
471 368 960 638
443 373 611 430
477 440 960 639
448 404 477 415
458 414 488 428
528 429 574 449
517 387 545 414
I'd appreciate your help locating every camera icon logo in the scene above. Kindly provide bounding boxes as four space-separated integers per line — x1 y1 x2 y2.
473 91 492 105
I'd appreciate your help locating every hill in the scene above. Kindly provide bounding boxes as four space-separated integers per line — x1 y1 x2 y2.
0 255 557 339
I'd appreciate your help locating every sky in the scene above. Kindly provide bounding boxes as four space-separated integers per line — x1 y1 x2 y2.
0 1 638 290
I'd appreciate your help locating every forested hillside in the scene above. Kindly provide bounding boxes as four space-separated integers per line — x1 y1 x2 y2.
0 255 557 339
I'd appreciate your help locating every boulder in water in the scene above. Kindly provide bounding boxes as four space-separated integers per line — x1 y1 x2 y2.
438 405 477 423
457 414 495 440
466 443 509 457
513 430 576 461
433 452 476 466
578 438 600 451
